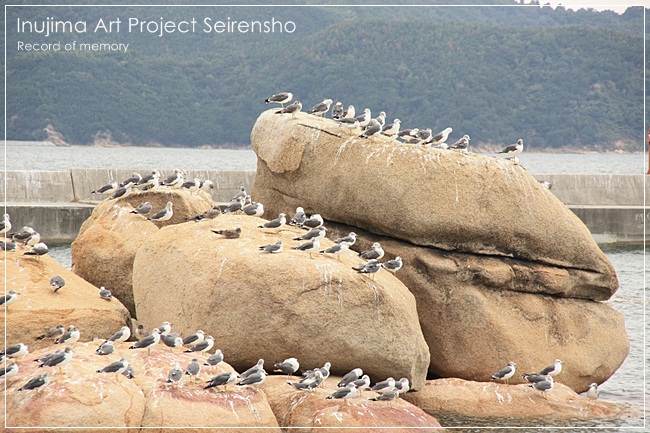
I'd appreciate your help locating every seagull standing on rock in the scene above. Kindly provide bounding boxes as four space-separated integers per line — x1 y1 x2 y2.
131 202 152 216
50 276 65 293
259 241 283 254
205 372 238 391
308 99 333 118
108 326 131 343
98 286 112 300
359 242 384 260
499 139 524 162
490 361 516 384
55 326 80 345
1 290 19 307
275 101 302 117
293 237 321 259
381 256 403 273
148 202 173 222
258 213 286 230
185 336 214 356
274 358 300 378
129 328 161 355
265 92 293 108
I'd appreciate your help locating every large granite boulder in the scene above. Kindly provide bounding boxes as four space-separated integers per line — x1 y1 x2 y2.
2 344 281 432
72 188 215 317
249 110 628 393
262 375 442 432
1 253 130 351
132 213 430 390
251 110 616 300
403 378 626 420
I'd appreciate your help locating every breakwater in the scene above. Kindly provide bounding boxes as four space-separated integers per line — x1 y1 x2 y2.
1 169 646 244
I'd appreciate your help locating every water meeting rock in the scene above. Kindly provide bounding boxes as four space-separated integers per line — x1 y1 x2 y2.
131 214 430 391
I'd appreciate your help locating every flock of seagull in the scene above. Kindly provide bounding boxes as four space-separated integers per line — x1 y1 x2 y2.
265 92 525 161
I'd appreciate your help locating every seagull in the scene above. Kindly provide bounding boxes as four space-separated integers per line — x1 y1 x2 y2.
50 276 65 293
530 375 554 398
205 372 238 391
231 186 247 201
491 361 516 384
135 324 148 341
34 350 61 364
275 101 302 117
1 290 19 307
353 260 382 279
307 98 333 117
359 242 384 260
1 241 16 251
381 256 403 273
204 350 224 369
92 181 118 196
374 111 387 128
587 383 600 403
1 362 18 380
360 119 382 138
158 321 172 335
334 232 356 245
370 377 396 392
188 206 221 222
185 358 202 381
294 226 326 241
0 214 11 234
2 343 29 360
19 371 49 392
382 119 401 137
394 378 411 394
398 128 420 143
499 139 524 162
303 214 324 229
320 242 349 261
352 375 371 394
107 326 131 343
162 169 184 188
55 326 80 345
369 388 400 406
274 358 299 378
161 334 184 351
288 370 323 391
183 330 205 347
24 242 49 258
259 241 283 254
148 201 173 222
265 92 293 108
449 134 471 151
338 368 363 387
237 371 267 387
342 105 355 118
290 207 307 228
416 128 433 145
109 183 134 200
13 227 40 246
95 340 114 356
522 373 548 384
258 213 286 230
131 202 153 215
36 324 64 341
181 178 202 191
137 170 161 189
326 383 357 403
129 328 161 355
535 359 563 376
185 335 214 356
97 357 130 380
39 346 73 373
120 172 142 187
429 127 453 146
223 197 245 214
293 237 321 259
240 359 266 380
98 286 112 300
331 102 344 119
302 362 331 385
211 228 241 239
166 366 184 387
539 180 553 190
243 202 264 217
200 180 214 191
356 108 372 127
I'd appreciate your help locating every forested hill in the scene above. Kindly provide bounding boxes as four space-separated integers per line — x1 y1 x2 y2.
4 2 645 149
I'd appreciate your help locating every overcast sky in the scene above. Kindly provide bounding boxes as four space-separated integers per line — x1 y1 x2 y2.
529 1 645 13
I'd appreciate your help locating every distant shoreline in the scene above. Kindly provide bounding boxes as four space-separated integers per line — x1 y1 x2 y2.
4 140 642 154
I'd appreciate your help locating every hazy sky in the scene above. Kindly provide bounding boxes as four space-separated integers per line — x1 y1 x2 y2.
532 1 645 13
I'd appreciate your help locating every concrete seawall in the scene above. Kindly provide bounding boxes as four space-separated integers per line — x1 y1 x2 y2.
2 170 647 245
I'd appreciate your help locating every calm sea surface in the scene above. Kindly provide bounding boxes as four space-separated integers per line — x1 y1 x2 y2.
2 144 647 174
12 145 648 430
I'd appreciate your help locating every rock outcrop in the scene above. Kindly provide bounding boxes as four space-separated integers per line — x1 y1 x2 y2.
262 376 442 432
403 378 625 420
132 213 430 390
1 253 130 351
72 188 215 317
249 110 628 393
2 344 281 432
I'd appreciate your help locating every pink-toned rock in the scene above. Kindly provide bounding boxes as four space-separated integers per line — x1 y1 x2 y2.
2 344 281 432
403 378 625 420
1 253 130 352
72 188 215 317
262 375 443 432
